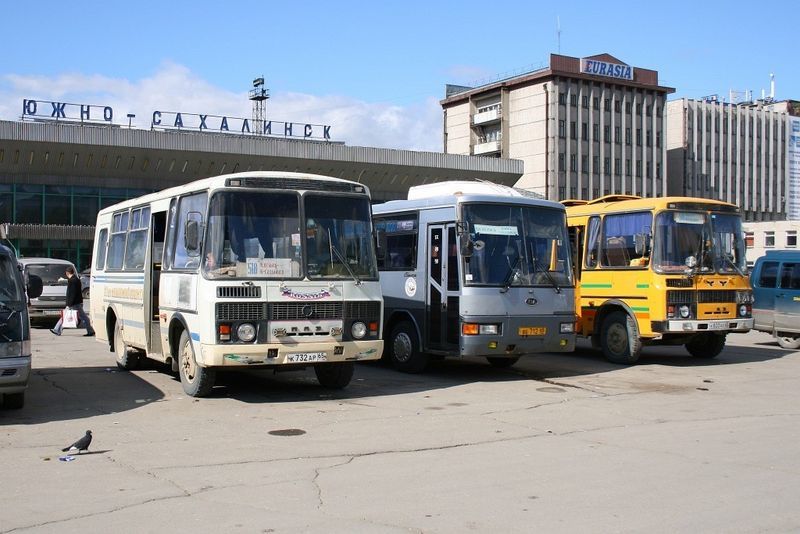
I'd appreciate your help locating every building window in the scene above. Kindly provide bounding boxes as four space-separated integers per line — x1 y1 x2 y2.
559 152 565 171
614 101 621 113
656 105 662 117
646 130 652 147
625 102 632 114
604 158 611 174
593 124 599 141
646 105 653 116
582 122 588 141
604 125 610 143
765 231 775 248
614 127 620 143
559 92 567 105
593 97 599 109
582 95 589 108
745 232 754 249
604 98 611 111
570 121 577 139
636 160 642 177
582 155 589 174
570 154 577 172
570 94 578 107
593 155 599 173
625 127 631 145
656 162 661 179
787 231 797 248
636 103 642 114
646 161 652 178
626 159 631 176
636 129 642 146
614 158 621 176
656 131 662 148
558 120 566 138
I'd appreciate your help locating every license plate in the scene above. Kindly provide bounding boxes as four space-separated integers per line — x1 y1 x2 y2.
518 326 547 336
286 352 327 363
43 310 61 316
707 321 728 330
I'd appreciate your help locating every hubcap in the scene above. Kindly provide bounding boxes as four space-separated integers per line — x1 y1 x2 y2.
393 332 413 363
607 322 628 355
181 339 196 383
115 326 125 362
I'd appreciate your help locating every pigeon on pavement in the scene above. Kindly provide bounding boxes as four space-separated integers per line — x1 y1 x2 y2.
61 430 92 454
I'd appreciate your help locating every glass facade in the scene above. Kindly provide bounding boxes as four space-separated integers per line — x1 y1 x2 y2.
0 182 153 270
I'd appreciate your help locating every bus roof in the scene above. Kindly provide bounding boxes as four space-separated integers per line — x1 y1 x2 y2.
374 181 564 215
97 171 371 216
562 195 740 217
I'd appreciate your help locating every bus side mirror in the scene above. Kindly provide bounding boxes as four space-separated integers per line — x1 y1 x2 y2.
459 234 474 258
634 233 650 256
185 219 200 254
27 274 43 299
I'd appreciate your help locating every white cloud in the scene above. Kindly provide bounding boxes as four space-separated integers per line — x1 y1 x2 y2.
0 62 442 152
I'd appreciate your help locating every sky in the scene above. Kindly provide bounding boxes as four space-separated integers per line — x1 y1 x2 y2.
2 0 797 152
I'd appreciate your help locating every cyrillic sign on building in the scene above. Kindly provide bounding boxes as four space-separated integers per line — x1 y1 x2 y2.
788 117 800 220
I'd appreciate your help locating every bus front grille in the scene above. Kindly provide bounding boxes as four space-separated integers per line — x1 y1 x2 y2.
666 278 693 288
217 286 261 298
344 301 381 320
270 302 343 320
216 302 268 321
667 290 736 304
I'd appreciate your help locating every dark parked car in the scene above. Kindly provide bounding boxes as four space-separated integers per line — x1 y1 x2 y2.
80 268 91 299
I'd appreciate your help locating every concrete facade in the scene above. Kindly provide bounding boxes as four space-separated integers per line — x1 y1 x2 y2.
742 220 800 266
666 98 791 222
442 53 674 200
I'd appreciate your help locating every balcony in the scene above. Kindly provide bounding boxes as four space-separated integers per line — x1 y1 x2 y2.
472 107 502 126
472 139 501 155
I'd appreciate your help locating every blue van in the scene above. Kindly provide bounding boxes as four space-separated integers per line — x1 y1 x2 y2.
751 250 800 349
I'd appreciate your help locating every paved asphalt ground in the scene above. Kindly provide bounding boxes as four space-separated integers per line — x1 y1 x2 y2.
2 319 799 533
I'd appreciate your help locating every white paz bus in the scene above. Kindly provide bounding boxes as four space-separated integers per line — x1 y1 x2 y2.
91 172 383 396
373 181 576 373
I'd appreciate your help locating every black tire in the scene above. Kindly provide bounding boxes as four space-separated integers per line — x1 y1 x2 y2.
776 336 800 350
600 311 642 364
487 356 520 368
314 362 355 389
177 330 216 397
685 333 726 358
388 321 428 373
114 320 140 370
4 392 24 409
82 288 90 299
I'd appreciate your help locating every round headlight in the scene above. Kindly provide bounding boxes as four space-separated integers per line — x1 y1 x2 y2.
679 305 691 319
237 323 256 342
351 321 367 339
739 304 748 317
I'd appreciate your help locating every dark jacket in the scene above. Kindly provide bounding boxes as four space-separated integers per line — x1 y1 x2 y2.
66 275 83 307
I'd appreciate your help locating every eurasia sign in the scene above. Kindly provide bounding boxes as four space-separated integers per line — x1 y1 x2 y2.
580 59 634 81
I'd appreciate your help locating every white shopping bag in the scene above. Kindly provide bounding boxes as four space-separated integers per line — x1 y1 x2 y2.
62 308 79 329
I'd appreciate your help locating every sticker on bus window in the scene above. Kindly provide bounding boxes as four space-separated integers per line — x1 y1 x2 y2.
246 258 293 277
673 212 705 225
291 233 301 247
473 224 519 236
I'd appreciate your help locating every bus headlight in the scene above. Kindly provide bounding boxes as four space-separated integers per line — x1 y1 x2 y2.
739 304 749 317
351 321 367 339
479 324 499 335
679 305 691 319
237 323 256 342
560 322 574 333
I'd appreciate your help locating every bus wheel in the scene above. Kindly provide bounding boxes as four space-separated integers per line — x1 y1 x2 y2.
3 392 24 409
114 321 139 370
389 321 428 373
777 336 800 350
600 311 642 364
314 362 354 389
178 330 216 397
487 356 519 368
685 333 726 358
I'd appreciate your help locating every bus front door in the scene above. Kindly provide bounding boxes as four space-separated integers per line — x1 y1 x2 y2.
426 224 460 352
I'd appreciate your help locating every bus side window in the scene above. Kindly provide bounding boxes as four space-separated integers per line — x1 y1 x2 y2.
568 226 582 276
584 217 600 268
375 215 418 271
94 228 108 271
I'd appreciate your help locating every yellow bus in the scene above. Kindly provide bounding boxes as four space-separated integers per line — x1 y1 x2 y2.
563 195 753 364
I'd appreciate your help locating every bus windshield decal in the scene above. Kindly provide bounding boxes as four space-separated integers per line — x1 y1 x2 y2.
473 224 519 236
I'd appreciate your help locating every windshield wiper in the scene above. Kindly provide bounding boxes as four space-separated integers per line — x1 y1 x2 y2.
328 231 362 286
532 257 562 294
718 251 746 277
499 256 521 294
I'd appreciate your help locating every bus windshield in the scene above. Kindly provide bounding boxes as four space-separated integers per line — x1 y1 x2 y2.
653 210 746 274
461 203 572 288
204 191 302 279
0 256 24 305
304 194 377 280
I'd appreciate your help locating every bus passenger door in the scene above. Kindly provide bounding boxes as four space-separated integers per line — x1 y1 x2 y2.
426 224 460 352
146 210 167 357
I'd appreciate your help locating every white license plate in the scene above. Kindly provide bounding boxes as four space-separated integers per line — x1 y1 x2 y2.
43 310 61 316
286 352 327 363
707 321 729 330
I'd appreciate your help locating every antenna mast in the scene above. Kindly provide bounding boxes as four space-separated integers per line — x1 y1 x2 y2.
249 76 269 134
557 16 561 54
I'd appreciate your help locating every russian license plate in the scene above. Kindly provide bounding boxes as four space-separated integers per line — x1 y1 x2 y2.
707 321 728 331
43 310 61 316
518 326 547 336
286 352 327 363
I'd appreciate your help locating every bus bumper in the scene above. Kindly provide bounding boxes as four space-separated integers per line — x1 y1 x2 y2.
198 340 384 367
0 355 31 394
460 315 575 356
651 318 753 333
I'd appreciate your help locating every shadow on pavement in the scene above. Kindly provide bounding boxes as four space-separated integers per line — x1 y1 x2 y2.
0 365 164 425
